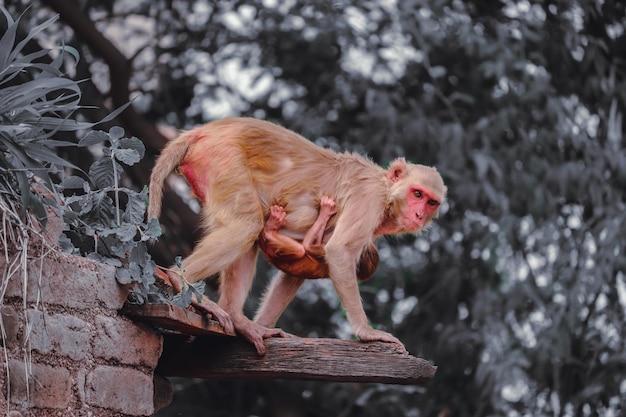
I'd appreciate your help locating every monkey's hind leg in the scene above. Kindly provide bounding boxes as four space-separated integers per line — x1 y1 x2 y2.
219 248 288 356
254 270 305 328
159 267 235 334
180 218 261 283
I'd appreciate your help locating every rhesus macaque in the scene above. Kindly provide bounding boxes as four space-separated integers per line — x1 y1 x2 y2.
258 196 379 281
149 117 446 356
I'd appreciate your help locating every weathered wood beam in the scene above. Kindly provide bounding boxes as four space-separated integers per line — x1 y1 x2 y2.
122 303 437 385
157 335 437 385
121 302 236 336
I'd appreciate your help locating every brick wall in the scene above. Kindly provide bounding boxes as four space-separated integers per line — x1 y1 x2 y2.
0 250 171 417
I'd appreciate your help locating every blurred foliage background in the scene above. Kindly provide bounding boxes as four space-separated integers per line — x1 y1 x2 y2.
3 0 625 416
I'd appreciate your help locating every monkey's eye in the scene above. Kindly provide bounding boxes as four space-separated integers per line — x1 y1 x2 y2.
427 199 440 207
413 189 423 198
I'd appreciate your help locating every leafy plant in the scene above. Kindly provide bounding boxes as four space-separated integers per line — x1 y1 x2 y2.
0 8 126 227
0 5 174 305
56 127 205 305
0 8 82 226
0 6 169 410
58 127 165 302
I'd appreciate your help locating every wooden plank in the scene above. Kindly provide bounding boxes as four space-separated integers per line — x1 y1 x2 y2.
120 302 236 336
122 302 437 384
157 334 437 385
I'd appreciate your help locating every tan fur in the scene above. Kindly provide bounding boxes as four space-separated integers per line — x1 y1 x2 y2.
147 132 192 219
148 117 446 355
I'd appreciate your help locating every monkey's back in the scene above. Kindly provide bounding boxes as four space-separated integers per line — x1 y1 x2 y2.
180 117 389 237
186 117 380 182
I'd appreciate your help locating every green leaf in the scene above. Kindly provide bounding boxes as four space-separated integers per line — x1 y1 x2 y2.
57 44 80 65
89 158 119 189
109 126 125 141
109 239 131 258
1 133 40 170
21 142 79 170
28 190 48 227
87 252 122 267
95 102 131 126
141 260 157 285
129 243 148 264
189 281 206 303
0 77 80 114
59 176 86 189
143 217 162 240
123 189 147 224
61 210 79 222
116 223 138 242
114 148 141 166
119 137 145 157
0 124 31 137
0 9 18 70
116 224 137 242
7 8 59 65
128 262 142 279
115 267 132 285
79 130 109 147
173 287 193 308
58 233 76 253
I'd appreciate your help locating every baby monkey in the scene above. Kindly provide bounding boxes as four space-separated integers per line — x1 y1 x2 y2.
259 196 379 281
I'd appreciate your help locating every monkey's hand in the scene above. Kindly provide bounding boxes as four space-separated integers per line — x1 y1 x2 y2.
192 296 235 335
355 327 408 354
234 318 291 356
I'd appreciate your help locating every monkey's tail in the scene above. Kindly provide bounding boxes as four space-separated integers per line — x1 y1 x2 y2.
147 133 192 219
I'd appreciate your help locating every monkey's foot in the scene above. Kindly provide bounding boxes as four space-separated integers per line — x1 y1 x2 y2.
266 205 287 230
356 328 408 354
155 268 173 287
192 296 235 335
234 318 290 356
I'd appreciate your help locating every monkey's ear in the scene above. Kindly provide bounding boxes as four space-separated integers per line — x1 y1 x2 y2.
386 158 407 183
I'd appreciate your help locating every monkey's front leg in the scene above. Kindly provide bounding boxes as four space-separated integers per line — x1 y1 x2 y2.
219 248 289 356
325 244 407 353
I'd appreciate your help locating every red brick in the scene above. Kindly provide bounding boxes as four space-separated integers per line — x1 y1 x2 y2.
26 310 90 361
4 253 128 310
0 306 20 348
94 316 162 368
85 366 154 416
7 360 71 409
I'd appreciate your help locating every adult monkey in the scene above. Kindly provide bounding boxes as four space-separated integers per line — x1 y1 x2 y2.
148 117 446 356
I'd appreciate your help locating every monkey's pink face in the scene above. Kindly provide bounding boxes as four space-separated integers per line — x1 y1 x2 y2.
403 187 441 232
